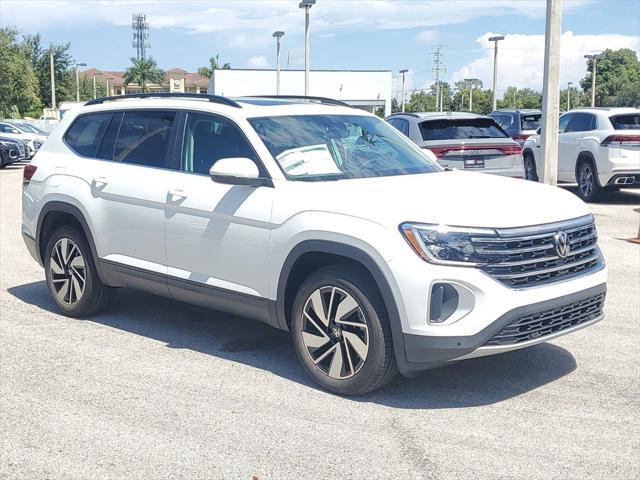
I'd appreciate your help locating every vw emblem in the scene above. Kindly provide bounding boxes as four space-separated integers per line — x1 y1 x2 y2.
553 231 571 258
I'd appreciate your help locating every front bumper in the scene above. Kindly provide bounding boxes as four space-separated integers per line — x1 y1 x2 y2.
400 283 606 373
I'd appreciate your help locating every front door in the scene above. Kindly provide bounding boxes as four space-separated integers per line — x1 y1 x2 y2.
164 112 275 323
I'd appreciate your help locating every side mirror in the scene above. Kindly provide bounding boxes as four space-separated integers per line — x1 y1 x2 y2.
209 157 272 187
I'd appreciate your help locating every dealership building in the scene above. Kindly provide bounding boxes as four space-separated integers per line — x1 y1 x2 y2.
208 69 393 116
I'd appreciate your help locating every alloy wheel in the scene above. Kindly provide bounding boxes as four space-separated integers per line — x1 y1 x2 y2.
49 238 86 305
300 286 369 379
579 165 594 198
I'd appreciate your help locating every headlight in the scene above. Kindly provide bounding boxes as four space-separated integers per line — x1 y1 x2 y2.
33 140 43 149
0 140 14 148
400 223 496 266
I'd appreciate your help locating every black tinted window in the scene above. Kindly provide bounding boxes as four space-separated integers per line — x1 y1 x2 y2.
566 113 595 133
388 118 409 136
64 113 112 157
96 112 123 160
419 118 508 141
610 114 640 130
182 112 258 175
520 114 541 130
113 111 176 168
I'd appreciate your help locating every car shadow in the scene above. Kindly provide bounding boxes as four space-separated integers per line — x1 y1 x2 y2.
7 281 577 409
562 186 640 205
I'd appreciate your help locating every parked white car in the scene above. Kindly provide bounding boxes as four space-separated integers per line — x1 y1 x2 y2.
22 93 606 395
386 112 525 178
0 121 48 158
523 107 640 201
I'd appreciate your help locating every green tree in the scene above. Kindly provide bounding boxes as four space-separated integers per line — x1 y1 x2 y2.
0 28 42 117
406 90 436 112
124 57 165 92
197 54 231 78
580 48 640 107
77 75 107 101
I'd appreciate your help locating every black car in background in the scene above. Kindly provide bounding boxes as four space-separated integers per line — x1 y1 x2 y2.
0 136 28 168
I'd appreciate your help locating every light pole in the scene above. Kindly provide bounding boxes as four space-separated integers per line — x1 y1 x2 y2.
75 62 87 102
399 69 408 112
273 31 285 95
567 81 573 110
49 46 56 109
465 78 480 111
299 0 316 96
584 53 603 107
489 35 504 111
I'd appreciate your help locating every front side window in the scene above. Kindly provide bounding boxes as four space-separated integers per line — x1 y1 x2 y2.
113 111 176 168
182 112 259 175
64 113 112 157
0 123 21 134
419 118 508 141
249 114 440 181
558 114 572 133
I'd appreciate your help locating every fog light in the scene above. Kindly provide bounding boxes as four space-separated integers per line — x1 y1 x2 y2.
429 283 459 324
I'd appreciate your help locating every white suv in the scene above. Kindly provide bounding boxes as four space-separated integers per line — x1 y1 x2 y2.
22 93 607 395
523 107 640 201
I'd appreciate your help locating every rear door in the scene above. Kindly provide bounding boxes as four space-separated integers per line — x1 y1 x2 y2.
419 117 521 174
65 109 180 291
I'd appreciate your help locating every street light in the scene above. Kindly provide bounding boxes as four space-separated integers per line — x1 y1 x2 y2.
488 35 504 111
399 69 408 112
567 81 573 110
273 31 285 95
464 78 480 111
584 53 603 107
299 0 316 96
75 62 87 102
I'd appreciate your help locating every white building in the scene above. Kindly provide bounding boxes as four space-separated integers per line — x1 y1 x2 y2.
208 69 393 116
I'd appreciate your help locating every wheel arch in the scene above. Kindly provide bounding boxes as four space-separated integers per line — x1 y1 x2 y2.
36 201 106 281
276 240 410 373
575 151 601 186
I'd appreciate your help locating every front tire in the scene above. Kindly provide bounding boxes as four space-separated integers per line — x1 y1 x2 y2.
44 226 115 317
291 265 398 395
576 159 603 202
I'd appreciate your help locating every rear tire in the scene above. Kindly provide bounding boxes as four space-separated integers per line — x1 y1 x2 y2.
523 152 538 181
576 159 603 202
291 265 398 395
44 226 115 317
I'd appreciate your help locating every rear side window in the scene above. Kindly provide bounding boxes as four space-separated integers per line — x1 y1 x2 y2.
565 113 596 133
520 114 541 130
419 118 508 141
610 114 640 130
113 111 176 168
64 113 112 157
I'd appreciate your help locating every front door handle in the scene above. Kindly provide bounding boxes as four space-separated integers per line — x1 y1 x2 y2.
92 176 108 185
168 188 189 200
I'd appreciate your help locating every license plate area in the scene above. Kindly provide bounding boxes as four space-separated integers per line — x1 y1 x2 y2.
464 157 485 168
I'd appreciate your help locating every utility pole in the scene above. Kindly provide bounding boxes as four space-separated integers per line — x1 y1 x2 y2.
299 0 316 96
432 46 445 112
75 62 87 102
440 83 444 111
512 87 517 107
106 78 110 97
399 69 408 112
93 76 97 99
567 81 573 110
584 53 603 107
540 0 563 186
49 46 56 109
273 31 285 95
489 35 505 111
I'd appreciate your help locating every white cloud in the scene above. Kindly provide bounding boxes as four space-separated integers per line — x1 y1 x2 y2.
451 31 640 93
1 0 595 35
247 55 270 68
414 30 439 44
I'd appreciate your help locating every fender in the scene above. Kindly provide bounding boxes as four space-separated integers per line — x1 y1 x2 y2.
35 201 107 281
576 151 602 186
276 239 413 376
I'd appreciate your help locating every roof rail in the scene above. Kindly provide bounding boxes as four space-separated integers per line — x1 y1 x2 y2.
84 92 242 108
246 95 352 108
386 112 420 118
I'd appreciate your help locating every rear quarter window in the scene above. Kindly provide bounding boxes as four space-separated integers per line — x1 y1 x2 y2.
520 114 541 130
64 113 112 157
419 118 508 141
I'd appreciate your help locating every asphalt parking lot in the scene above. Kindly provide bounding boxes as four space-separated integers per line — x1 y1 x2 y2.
1 162 639 480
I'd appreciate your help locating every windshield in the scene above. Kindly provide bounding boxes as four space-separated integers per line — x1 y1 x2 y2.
610 114 640 130
249 114 440 181
419 118 508 141
520 114 541 130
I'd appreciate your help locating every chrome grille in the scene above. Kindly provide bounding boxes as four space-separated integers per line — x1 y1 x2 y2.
17 143 25 157
472 216 601 288
486 292 605 346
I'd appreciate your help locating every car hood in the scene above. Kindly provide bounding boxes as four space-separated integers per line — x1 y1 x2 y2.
283 170 591 230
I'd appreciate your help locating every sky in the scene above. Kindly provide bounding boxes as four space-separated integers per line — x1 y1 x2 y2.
1 0 639 100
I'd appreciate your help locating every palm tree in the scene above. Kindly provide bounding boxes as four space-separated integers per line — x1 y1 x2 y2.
123 57 165 92
197 54 231 78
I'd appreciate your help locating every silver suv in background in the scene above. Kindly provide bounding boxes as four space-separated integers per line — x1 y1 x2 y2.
386 112 524 178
